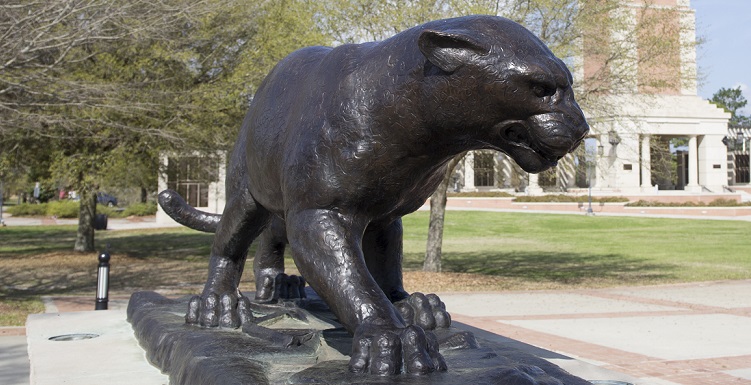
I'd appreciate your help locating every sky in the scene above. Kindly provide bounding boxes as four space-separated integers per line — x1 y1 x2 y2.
692 0 751 115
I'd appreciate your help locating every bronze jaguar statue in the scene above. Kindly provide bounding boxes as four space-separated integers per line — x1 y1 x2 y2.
159 15 588 376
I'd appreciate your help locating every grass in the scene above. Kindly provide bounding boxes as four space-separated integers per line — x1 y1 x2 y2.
626 198 751 207
0 298 45 326
402 212 751 291
1 211 750 325
0 227 214 298
0 226 217 326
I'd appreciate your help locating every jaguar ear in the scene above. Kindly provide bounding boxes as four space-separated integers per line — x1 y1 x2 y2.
418 29 490 73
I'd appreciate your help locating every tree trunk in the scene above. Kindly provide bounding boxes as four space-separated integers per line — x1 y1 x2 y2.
140 187 148 203
424 152 467 272
74 189 96 252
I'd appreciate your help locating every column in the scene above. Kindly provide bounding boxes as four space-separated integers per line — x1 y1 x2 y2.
686 135 701 192
698 134 729 192
155 155 176 226
557 154 576 190
640 134 652 192
526 172 543 195
498 153 513 189
209 152 227 214
462 152 475 192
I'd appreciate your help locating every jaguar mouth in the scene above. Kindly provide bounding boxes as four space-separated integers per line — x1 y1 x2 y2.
500 123 530 146
499 122 561 167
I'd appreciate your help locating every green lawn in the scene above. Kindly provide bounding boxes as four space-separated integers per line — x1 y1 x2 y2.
403 211 751 286
1 211 749 325
0 226 216 326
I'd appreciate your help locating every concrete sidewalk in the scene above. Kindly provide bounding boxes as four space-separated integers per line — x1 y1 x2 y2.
4 280 751 385
0 298 132 385
3 195 751 232
420 200 751 222
0 213 178 230
439 280 751 385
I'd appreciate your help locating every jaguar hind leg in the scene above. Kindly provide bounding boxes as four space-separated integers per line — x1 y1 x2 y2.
185 191 270 328
252 216 307 302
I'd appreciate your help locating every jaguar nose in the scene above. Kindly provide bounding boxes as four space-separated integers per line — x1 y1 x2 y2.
536 136 575 159
539 124 588 157
575 121 590 142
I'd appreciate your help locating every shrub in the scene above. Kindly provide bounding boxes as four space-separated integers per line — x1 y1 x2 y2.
707 198 748 207
6 203 47 216
121 202 158 217
515 194 579 203
626 199 751 207
448 191 514 198
596 196 632 203
46 200 80 218
5 200 159 218
514 195 629 203
95 204 117 217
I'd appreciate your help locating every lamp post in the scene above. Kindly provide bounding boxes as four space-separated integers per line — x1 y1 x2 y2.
586 142 603 216
738 131 745 152
608 129 621 146
586 164 594 215
0 180 4 227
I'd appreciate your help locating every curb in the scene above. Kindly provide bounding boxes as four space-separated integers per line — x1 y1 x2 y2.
0 327 26 336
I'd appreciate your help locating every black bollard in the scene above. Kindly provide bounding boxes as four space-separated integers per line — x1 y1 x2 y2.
95 250 111 310
0 182 5 227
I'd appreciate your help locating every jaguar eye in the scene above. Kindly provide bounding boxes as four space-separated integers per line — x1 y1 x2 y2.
532 83 555 98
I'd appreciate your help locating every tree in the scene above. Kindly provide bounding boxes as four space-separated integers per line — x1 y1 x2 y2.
184 0 331 148
424 153 466 272
1 0 330 251
710 86 750 126
0 1 211 138
319 0 451 44
649 136 677 188
1 0 216 251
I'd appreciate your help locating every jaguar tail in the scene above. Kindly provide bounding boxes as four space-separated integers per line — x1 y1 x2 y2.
157 189 221 233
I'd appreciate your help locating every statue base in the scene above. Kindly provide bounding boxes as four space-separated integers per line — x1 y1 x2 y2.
127 290 591 385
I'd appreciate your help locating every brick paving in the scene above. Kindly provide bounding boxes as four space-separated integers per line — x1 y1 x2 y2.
5 282 749 385
439 197 751 221
42 295 131 313
443 281 751 385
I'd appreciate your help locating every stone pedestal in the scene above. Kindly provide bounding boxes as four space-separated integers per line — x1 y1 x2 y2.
26 310 168 385
125 290 591 385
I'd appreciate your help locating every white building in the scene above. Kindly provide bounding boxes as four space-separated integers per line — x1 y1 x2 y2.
456 0 735 196
155 154 226 226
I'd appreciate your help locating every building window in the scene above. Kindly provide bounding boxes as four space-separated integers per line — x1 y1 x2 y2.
166 156 219 208
473 152 495 187
736 154 750 184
